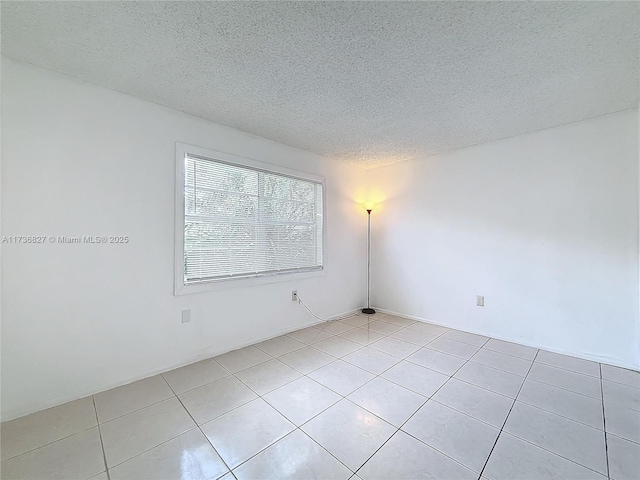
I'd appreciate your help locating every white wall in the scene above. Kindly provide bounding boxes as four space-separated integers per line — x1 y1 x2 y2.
3 56 639 421
0 58 367 421
368 110 640 370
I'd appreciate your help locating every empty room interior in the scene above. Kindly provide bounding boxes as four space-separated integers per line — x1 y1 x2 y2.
1 1 640 480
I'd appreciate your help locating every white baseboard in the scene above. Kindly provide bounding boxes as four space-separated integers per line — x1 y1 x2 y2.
374 307 640 372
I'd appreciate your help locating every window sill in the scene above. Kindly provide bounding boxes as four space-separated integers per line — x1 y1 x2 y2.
174 267 326 296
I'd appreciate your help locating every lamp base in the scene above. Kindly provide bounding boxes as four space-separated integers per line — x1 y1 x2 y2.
361 308 376 315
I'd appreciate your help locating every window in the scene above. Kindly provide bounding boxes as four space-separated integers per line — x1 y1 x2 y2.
175 144 325 293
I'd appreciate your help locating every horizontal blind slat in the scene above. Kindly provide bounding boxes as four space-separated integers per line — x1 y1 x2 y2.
183 154 323 283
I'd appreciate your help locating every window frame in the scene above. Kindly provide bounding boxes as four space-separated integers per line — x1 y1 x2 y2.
174 142 327 296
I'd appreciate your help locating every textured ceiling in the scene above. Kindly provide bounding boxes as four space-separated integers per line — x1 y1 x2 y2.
2 1 639 168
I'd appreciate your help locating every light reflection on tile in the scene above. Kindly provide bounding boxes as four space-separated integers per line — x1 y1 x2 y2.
1 315 631 480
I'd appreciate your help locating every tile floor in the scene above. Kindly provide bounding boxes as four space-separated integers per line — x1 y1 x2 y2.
2 312 639 480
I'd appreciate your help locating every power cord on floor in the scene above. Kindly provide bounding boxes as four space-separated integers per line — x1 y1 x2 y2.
294 293 358 322
294 292 327 322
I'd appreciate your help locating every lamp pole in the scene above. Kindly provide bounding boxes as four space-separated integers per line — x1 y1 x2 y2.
362 209 376 314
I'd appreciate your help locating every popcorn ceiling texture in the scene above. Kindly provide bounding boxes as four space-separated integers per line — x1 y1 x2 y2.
2 1 638 169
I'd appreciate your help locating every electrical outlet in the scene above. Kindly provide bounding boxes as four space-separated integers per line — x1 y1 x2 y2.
292 290 298 301
181 309 191 323
476 296 485 307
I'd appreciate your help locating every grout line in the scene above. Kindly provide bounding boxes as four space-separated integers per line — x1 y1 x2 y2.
0 397 104 462
0 430 86 462
521 372 604 401
218 327 388 476
96 393 177 426
352 333 495 478
228 425 355 476
510 396 605 431
223 320 422 476
6 316 625 478
92 396 111 480
600 363 611 479
489 429 610 478
448 374 522 399
480 350 540 477
475 351 608 478
163 376 235 477
353 360 476 477
607 430 640 446
106 426 201 470
478 349 539 478
534 360 601 379
464 356 532 378
480 346 538 362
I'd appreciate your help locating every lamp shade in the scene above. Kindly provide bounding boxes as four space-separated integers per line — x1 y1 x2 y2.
363 201 375 211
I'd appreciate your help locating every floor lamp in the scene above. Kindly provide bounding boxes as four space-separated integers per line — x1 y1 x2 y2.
362 207 376 314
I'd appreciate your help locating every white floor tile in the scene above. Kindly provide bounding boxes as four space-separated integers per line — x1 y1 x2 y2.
234 359 301 395
381 360 449 397
427 337 480 360
348 377 426 427
316 321 357 335
454 362 524 398
433 378 513 427
603 379 640 411
483 432 604 480
339 327 386 346
0 396 97 461
233 429 352 480
278 346 335 374
369 337 421 359
601 364 640 388
215 346 272 373
286 326 334 345
94 375 175 424
6 327 632 480
178 376 257 425
407 347 466 375
527 362 602 398
100 397 196 467
342 347 401 375
301 399 396 472
0 427 105 480
441 329 489 347
201 398 294 469
341 315 372 327
406 322 449 336
358 430 477 480
482 338 538 360
517 378 604 429
535 350 600 377
402 400 500 473
263 377 341 426
162 359 229 395
471 349 532 376
308 360 375 396
608 434 640 480
108 428 228 480
255 335 306 357
389 327 438 346
378 315 416 327
503 402 607 475
605 402 640 444
89 472 110 480
364 320 403 335
313 337 362 358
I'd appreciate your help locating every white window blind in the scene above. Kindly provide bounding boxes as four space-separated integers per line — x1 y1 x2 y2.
182 153 324 284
